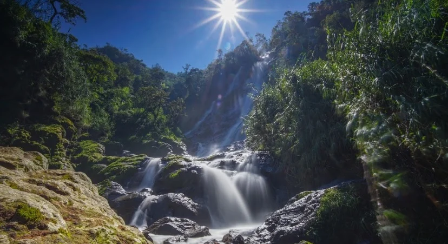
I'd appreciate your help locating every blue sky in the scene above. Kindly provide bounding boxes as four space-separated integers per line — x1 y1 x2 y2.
63 0 314 73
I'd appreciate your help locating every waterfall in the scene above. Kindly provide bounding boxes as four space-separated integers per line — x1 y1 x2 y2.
202 165 252 227
137 158 161 190
185 56 270 157
130 196 158 228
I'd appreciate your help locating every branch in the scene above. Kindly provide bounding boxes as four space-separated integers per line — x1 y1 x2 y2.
49 0 58 24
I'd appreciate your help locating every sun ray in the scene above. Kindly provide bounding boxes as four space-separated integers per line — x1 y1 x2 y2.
193 13 222 29
235 0 249 7
217 20 227 52
233 18 249 41
207 0 222 7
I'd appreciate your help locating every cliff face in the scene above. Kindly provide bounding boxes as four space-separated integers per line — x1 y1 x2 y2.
0 147 151 244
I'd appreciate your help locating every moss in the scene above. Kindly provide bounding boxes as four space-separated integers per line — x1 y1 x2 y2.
72 140 104 165
197 153 225 161
97 180 112 196
162 154 189 164
7 181 20 190
53 116 76 140
58 228 72 239
61 174 75 182
14 202 44 227
169 169 181 179
308 185 378 243
30 124 65 149
295 191 313 200
90 155 147 184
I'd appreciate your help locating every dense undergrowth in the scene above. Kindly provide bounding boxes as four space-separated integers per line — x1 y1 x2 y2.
246 0 448 242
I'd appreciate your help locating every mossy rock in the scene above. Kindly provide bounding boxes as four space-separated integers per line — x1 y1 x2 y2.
13 202 45 228
0 147 48 171
307 184 379 244
71 140 105 165
98 155 147 185
30 124 65 150
52 116 76 140
0 148 151 243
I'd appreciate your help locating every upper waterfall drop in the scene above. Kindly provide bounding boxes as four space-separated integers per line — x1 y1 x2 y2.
185 54 271 157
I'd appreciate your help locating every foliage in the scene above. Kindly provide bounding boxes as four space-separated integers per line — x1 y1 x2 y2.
248 0 448 242
0 0 89 126
308 186 378 243
246 60 359 189
326 0 448 241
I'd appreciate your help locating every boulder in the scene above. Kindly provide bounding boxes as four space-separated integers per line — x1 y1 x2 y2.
246 182 379 244
222 230 249 244
109 191 148 223
100 181 127 201
105 190 211 226
163 235 188 244
0 147 48 171
153 161 204 200
143 217 210 237
203 239 220 244
0 147 150 243
246 190 326 244
141 193 211 226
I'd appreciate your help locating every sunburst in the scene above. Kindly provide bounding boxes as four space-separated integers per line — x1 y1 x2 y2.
195 0 259 52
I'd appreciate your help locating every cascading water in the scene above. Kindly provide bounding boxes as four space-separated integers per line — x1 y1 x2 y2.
185 55 270 157
126 55 275 243
202 165 252 227
137 158 161 190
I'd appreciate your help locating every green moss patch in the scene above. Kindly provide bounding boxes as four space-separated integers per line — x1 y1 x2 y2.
308 185 379 243
169 169 181 179
14 202 45 228
295 191 313 201
71 140 104 165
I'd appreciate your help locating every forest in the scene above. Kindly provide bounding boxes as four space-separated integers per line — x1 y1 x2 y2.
0 0 447 243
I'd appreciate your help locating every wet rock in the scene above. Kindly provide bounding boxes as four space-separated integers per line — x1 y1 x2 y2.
203 239 219 244
163 235 188 243
222 232 246 244
143 217 210 237
246 190 326 244
140 187 153 194
108 191 148 223
128 141 172 158
101 181 127 201
153 163 204 200
142 193 211 226
233 235 245 244
143 231 154 242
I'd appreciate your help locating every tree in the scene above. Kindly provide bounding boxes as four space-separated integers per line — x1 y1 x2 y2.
19 0 86 26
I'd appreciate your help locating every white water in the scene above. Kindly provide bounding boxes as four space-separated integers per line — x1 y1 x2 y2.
130 195 158 228
186 56 270 157
150 224 260 244
202 165 252 227
137 158 161 190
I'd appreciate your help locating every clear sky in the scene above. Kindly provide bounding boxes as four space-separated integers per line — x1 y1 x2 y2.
63 0 314 73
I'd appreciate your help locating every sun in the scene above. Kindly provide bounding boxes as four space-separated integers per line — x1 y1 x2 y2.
219 0 238 21
194 0 259 53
